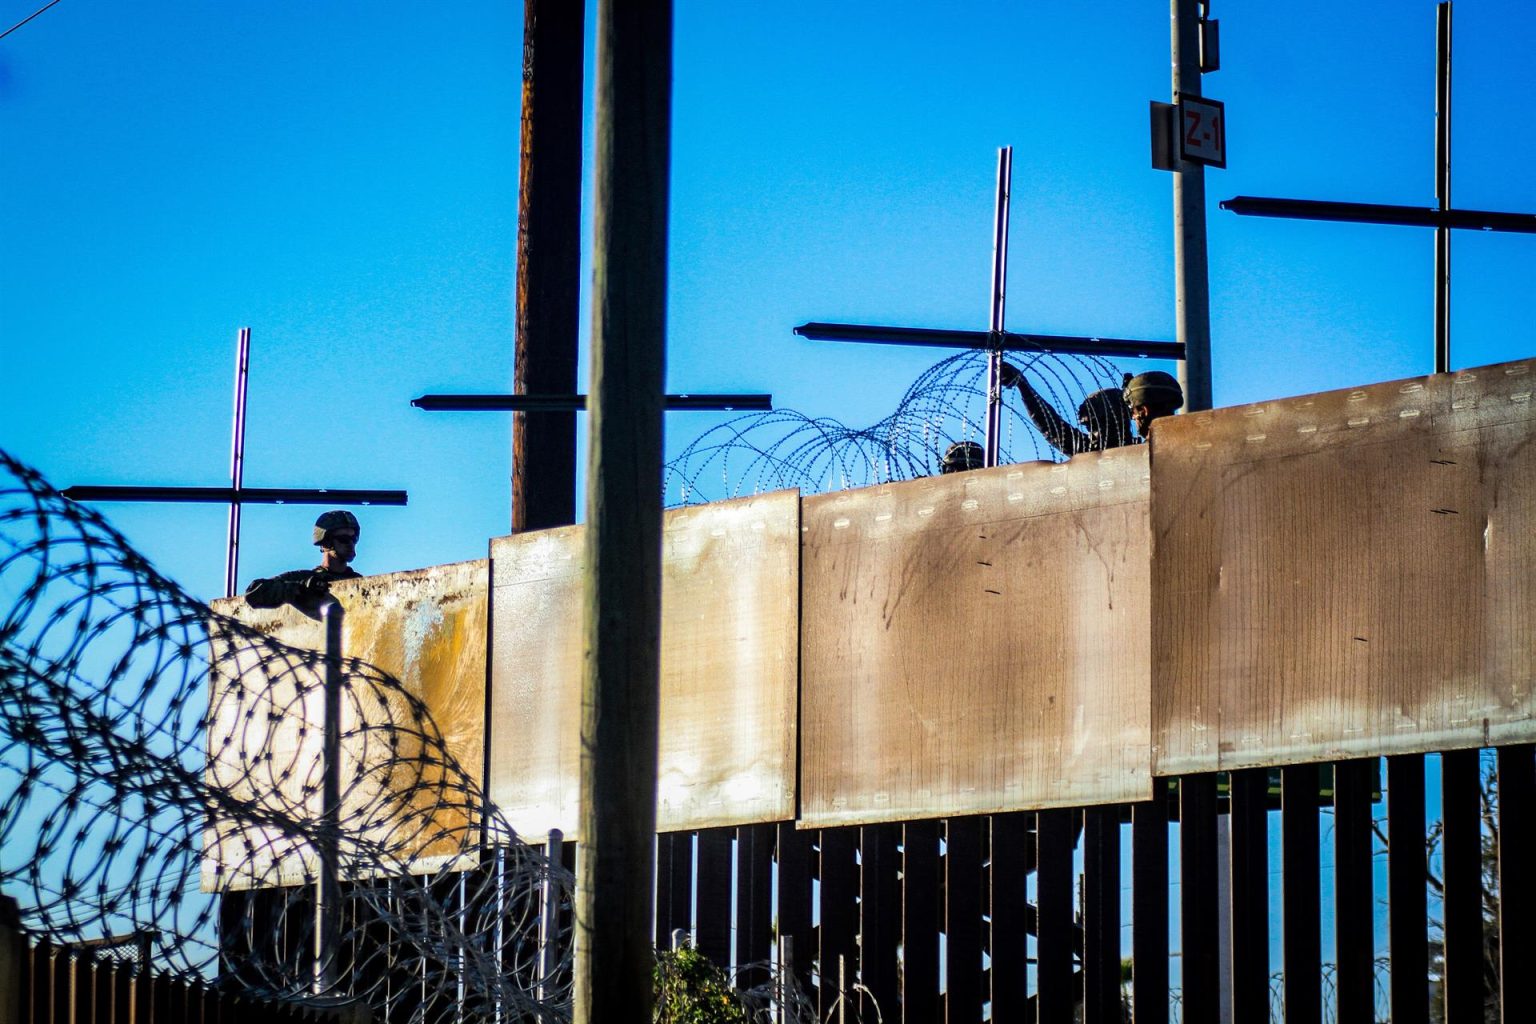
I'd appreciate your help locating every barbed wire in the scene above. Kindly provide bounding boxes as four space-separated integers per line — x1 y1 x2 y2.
0 347 1129 1019
664 347 1125 506
0 448 572 1021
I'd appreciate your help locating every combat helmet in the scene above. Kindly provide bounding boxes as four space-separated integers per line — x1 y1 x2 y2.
313 509 361 547
941 440 986 474
1122 371 1184 412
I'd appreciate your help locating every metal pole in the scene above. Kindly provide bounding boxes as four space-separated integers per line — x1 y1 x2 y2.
512 0 585 534
314 597 344 995
224 327 251 598
984 146 1012 468
0 896 24 1024
1435 1 1453 374
1172 0 1214 413
775 935 794 1024
574 0 671 1020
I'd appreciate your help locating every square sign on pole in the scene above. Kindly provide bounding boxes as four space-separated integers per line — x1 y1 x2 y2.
1179 96 1226 168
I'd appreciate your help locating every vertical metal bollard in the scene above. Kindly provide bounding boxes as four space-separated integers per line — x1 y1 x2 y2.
0 896 24 1024
314 598 344 996
537 828 564 1005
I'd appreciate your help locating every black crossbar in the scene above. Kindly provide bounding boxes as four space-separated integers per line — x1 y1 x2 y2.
793 322 1185 360
1222 196 1536 234
61 486 408 505
411 393 772 412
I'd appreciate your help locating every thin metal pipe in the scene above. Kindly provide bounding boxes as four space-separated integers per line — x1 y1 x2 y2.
795 322 1184 360
313 598 344 996
1220 196 1536 234
536 828 564 1006
61 486 407 505
413 393 771 412
984 146 1012 468
224 327 251 599
1435 2 1453 373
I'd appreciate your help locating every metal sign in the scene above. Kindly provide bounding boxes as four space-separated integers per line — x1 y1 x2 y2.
1179 96 1226 168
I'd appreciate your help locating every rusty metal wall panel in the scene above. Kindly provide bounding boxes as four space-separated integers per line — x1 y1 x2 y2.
800 453 1153 827
1152 358 1536 774
204 560 488 889
487 490 800 837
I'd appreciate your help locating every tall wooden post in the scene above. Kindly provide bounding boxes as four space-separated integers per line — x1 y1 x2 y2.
1172 0 1213 413
512 0 585 532
576 0 672 1020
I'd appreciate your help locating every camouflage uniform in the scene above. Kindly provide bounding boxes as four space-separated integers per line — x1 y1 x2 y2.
244 565 362 618
244 510 362 618
1004 363 1133 456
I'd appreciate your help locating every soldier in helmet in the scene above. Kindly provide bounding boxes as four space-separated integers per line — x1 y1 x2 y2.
940 440 986 474
1122 370 1184 439
999 362 1133 456
244 510 363 617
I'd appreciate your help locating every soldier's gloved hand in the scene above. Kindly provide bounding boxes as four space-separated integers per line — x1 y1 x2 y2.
999 362 1024 389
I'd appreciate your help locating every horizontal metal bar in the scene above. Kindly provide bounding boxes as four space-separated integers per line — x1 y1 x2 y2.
793 322 1185 361
61 486 408 505
411 393 773 412
1221 196 1536 234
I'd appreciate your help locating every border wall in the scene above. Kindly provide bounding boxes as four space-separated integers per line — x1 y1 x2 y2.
210 356 1536 1022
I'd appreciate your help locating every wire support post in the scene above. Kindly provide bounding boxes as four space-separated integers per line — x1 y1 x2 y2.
413 393 771 412
1435 0 1453 373
984 146 1012 468
313 597 344 997
224 327 251 599
792 322 1184 360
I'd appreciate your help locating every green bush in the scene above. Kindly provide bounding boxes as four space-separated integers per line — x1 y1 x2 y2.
654 945 750 1024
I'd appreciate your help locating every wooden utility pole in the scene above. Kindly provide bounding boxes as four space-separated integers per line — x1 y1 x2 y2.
1172 0 1214 414
576 0 671 1021
512 0 585 533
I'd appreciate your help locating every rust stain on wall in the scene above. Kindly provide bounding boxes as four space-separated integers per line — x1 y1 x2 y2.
487 491 799 838
205 560 487 889
799 452 1153 827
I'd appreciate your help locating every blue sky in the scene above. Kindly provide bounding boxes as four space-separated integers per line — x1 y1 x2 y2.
3 0 1535 597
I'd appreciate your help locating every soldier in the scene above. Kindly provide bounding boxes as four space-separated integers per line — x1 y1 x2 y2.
1122 370 1185 439
999 362 1133 456
244 510 362 618
940 440 986 474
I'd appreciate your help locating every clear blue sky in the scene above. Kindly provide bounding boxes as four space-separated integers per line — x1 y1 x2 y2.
4 0 1535 598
